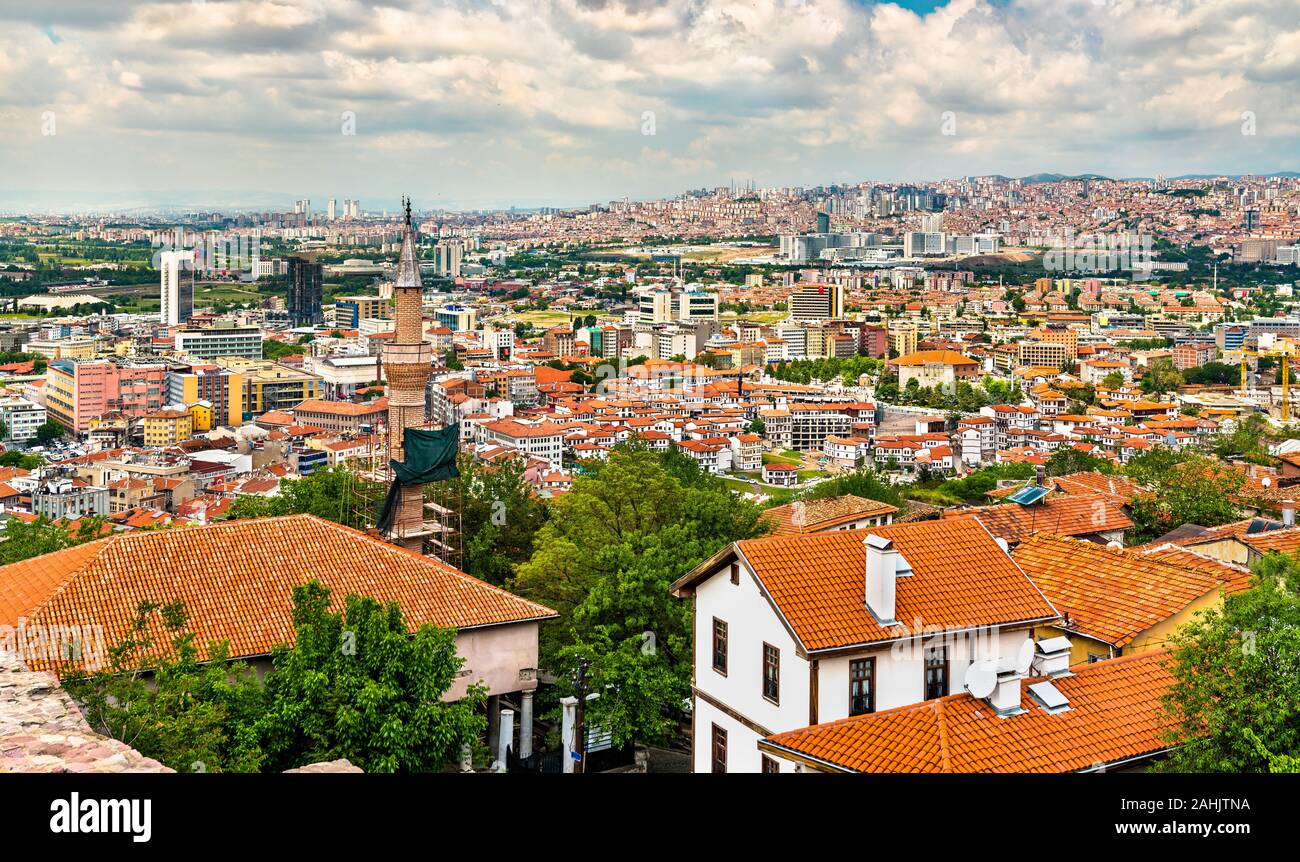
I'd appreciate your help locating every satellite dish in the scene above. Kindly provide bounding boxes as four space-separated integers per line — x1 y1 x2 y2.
964 660 997 699
1014 639 1035 675
1263 477 1272 488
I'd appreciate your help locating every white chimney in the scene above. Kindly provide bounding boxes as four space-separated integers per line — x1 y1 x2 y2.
989 668 1025 716
1031 636 1073 678
864 533 898 626
1284 500 1295 527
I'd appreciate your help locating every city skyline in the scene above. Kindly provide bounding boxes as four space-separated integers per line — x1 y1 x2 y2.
3 0 1299 212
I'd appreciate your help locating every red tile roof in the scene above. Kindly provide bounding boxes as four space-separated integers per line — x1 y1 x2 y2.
0 514 556 674
1012 534 1220 648
762 495 898 536
943 492 1132 544
676 519 1057 652
760 651 1175 772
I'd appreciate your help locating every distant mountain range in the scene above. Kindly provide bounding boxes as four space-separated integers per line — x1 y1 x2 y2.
1004 171 1300 184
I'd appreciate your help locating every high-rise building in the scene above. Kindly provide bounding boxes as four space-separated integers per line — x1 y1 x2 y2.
789 284 844 322
383 198 435 549
327 198 337 221
286 256 324 327
159 250 193 327
435 241 464 277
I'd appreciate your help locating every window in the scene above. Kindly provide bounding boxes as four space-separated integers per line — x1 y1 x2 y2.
762 643 780 704
850 657 875 716
924 646 949 701
711 618 728 675
730 563 740 585
762 755 780 773
711 724 727 773
1088 652 1104 664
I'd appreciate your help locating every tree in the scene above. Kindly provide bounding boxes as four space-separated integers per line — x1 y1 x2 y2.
514 444 767 746
1125 452 1249 543
802 468 903 507
35 420 64 445
1044 447 1116 477
1101 371 1126 390
0 450 42 469
263 340 305 362
1159 552 1300 772
254 581 486 773
1140 357 1183 395
225 465 383 530
445 454 549 586
65 600 267 773
0 515 105 565
935 463 1035 504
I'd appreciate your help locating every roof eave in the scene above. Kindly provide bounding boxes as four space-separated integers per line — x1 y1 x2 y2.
669 542 738 597
805 613 1063 657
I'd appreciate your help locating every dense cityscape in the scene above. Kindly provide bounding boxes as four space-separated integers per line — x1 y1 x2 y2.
0 0 1295 843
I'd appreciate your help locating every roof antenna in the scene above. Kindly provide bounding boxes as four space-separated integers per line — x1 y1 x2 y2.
404 195 412 227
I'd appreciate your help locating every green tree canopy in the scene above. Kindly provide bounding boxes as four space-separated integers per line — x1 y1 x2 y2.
514 444 767 746
254 581 486 773
225 464 383 530
1159 552 1300 772
445 454 549 586
1125 450 1249 543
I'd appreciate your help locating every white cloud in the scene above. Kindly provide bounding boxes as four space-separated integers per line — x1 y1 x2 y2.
0 0 1296 208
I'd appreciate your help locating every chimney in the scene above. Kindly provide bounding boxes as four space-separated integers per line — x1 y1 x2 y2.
1030 636 1073 678
864 533 898 626
989 668 1025 716
1284 500 1295 527
1035 464 1045 487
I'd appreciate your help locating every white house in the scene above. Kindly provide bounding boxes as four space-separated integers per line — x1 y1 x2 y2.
670 518 1059 773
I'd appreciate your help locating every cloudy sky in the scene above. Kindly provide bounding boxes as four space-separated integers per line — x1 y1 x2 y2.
1 0 1298 212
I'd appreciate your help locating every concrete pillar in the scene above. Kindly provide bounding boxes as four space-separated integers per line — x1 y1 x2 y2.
498 708 515 768
519 691 534 759
486 694 500 761
560 696 578 774
459 743 473 773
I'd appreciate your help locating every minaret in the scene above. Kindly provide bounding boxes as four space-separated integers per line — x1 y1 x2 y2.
384 197 433 549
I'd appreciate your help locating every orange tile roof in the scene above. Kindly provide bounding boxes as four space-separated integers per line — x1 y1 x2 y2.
889 349 978 367
701 519 1057 652
762 495 899 536
1236 526 1300 555
1136 544 1254 595
1049 471 1144 504
292 398 388 417
1011 534 1220 648
943 493 1132 544
760 651 1174 772
0 514 556 675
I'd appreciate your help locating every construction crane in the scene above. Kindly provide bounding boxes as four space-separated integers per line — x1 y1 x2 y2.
1228 340 1297 423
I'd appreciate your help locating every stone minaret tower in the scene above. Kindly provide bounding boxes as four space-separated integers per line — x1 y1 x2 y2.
383 197 433 549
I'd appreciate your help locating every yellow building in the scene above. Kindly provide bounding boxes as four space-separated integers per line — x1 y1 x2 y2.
1012 534 1248 666
1018 341 1070 369
214 357 323 415
887 323 918 357
26 337 98 361
169 365 245 427
143 409 194 447
188 402 214 432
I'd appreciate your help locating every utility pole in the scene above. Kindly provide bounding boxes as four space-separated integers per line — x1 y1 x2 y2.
573 659 590 775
